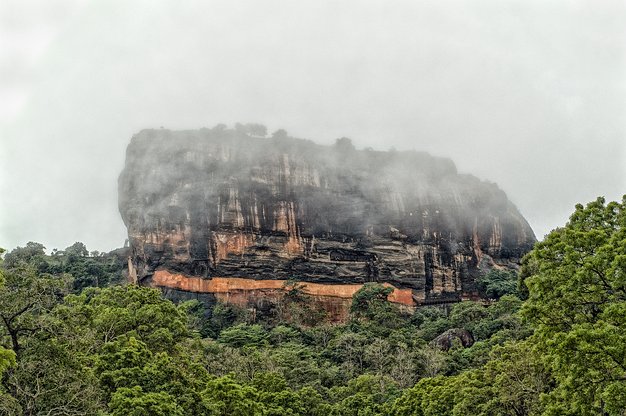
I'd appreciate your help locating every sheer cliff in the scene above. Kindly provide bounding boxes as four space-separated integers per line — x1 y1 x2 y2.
118 127 536 317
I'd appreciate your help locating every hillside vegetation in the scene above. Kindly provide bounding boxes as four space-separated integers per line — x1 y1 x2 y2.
0 196 624 415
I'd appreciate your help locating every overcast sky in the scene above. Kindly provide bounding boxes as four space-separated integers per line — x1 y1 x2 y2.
1 0 624 253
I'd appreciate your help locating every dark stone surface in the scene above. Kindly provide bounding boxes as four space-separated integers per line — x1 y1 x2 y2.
432 328 475 350
118 127 536 304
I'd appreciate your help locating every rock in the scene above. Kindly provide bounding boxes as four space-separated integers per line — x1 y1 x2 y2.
118 127 536 318
432 328 475 350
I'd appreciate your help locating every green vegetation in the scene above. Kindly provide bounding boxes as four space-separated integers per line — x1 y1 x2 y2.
476 269 518 300
0 196 624 414
3 241 126 291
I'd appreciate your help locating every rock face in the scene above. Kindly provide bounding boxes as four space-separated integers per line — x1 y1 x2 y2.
432 328 475 350
118 127 536 318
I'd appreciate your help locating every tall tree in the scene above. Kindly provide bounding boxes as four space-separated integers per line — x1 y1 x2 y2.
522 196 626 414
0 265 70 356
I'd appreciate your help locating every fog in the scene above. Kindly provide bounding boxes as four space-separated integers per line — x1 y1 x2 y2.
1 0 624 253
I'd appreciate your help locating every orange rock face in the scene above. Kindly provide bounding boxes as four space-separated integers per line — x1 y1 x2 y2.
151 269 415 321
153 270 414 304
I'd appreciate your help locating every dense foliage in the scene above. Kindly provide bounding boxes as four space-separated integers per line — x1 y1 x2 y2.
0 195 623 415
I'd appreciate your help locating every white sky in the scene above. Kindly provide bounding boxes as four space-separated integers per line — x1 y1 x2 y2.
1 0 625 253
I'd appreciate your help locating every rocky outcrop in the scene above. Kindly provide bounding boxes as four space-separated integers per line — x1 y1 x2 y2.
118 126 536 317
432 328 475 350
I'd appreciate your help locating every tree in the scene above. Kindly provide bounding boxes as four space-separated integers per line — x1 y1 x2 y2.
477 340 551 416
108 386 185 416
201 375 264 416
388 340 550 416
328 331 368 377
59 285 189 352
268 325 300 345
448 301 489 332
364 338 392 375
522 196 626 414
202 301 250 338
0 260 102 415
3 242 47 271
235 123 267 137
330 374 401 416
350 283 398 326
418 345 448 378
476 270 518 300
64 242 89 257
272 129 288 139
95 335 210 414
0 265 70 356
388 375 457 416
246 123 268 137
275 281 328 326
334 137 355 152
218 324 268 348
47 286 208 414
4 336 104 415
3 241 126 293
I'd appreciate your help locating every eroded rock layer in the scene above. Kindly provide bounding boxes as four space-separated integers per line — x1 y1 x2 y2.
119 127 536 311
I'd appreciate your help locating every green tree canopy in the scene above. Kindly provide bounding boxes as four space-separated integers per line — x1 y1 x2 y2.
522 196 626 414
3 242 47 271
65 242 89 257
476 269 518 300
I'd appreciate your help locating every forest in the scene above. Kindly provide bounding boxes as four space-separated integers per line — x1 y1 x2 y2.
0 196 624 415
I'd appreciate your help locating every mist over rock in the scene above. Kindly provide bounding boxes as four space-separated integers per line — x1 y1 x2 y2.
118 126 535 316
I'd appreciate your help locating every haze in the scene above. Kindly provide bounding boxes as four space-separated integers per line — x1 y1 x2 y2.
1 0 624 253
